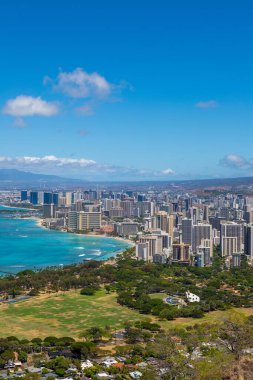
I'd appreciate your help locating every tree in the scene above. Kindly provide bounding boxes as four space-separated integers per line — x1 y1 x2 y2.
159 308 177 320
45 356 71 377
80 286 98 296
57 337 75 346
146 332 194 379
194 350 235 380
218 317 253 359
105 285 111 294
43 336 59 346
84 326 104 343
31 338 42 345
29 288 40 296
0 350 15 362
70 342 94 359
18 351 28 362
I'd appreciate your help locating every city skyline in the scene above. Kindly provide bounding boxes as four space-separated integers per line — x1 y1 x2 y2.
1 0 253 180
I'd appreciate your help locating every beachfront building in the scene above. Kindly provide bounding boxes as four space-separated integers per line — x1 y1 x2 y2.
68 210 101 232
114 222 139 236
43 204 56 219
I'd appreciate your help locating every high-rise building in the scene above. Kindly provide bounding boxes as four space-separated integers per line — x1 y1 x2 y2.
65 192 73 206
168 214 174 240
244 225 253 259
43 204 56 219
244 209 253 224
152 230 171 250
43 192 53 205
88 190 98 201
152 211 169 233
222 237 238 257
137 194 146 202
38 191 44 204
203 205 210 222
104 199 121 211
121 200 134 218
195 239 212 266
220 222 243 256
136 201 154 217
30 191 38 205
182 218 193 245
68 211 78 230
72 192 83 203
192 223 212 255
21 190 28 201
68 211 101 231
114 222 139 236
172 243 190 263
109 208 124 218
136 242 150 262
245 196 253 208
184 198 190 212
74 200 84 212
136 235 162 262
209 216 226 230
191 206 203 224
53 193 59 206
136 231 170 262
78 211 101 231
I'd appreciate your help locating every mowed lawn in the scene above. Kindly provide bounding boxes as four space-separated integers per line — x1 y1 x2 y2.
0 289 147 339
1 290 253 340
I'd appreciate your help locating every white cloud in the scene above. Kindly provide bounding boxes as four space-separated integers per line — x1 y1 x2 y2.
0 155 96 172
44 68 130 115
3 95 59 117
0 155 176 180
0 155 124 176
46 68 112 99
220 154 251 169
195 100 218 109
161 168 175 175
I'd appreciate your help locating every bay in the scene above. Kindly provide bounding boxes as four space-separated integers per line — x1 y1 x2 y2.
0 205 130 274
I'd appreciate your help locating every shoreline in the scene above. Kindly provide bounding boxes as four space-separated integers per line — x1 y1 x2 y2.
33 216 135 247
0 204 37 211
1 204 135 248
76 232 135 246
45 227 136 261
1 213 134 270
16 215 135 247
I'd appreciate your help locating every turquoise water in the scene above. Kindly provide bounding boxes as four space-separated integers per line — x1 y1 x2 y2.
0 206 130 274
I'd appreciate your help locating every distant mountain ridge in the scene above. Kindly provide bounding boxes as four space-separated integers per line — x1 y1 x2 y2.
1 168 253 191
0 169 87 189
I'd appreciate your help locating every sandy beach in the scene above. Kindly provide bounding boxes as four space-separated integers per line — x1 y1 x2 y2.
25 216 135 250
7 210 135 262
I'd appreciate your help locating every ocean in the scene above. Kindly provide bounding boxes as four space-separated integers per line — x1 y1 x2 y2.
0 205 130 274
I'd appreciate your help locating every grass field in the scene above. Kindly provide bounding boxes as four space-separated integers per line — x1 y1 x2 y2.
1 290 253 339
160 307 253 329
149 293 166 300
0 289 147 339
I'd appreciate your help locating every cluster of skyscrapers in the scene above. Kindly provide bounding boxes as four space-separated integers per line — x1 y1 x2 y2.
19 189 253 268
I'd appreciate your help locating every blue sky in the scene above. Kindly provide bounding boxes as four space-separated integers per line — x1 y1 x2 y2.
1 0 253 180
